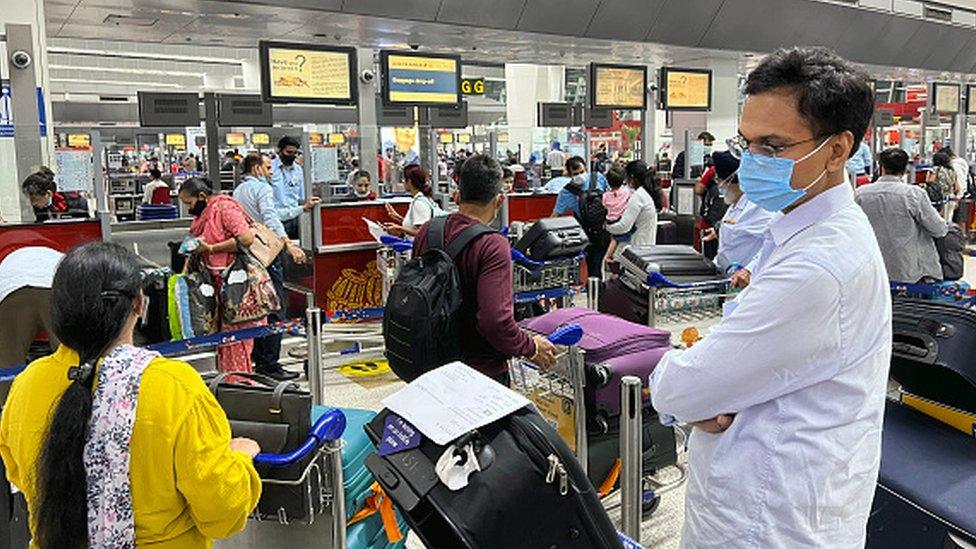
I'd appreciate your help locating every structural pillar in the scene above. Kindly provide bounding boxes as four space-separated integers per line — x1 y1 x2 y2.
356 48 380 195
2 0 53 223
504 64 564 165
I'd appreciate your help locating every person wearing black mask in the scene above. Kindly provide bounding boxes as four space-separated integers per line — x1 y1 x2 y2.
270 136 320 239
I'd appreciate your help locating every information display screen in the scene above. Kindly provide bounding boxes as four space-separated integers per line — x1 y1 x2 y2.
259 41 357 105
590 64 647 110
381 50 461 106
661 68 713 111
933 82 960 114
968 85 976 115
252 133 270 146
226 133 245 146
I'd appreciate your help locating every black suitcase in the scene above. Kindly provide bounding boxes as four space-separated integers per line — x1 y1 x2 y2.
658 210 695 246
655 220 677 245
890 297 976 414
598 278 652 326
619 245 719 287
139 268 172 344
585 411 677 492
364 408 622 549
514 217 590 260
865 400 976 548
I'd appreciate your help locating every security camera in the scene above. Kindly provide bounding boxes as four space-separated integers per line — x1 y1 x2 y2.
409 44 420 51
360 69 375 84
647 83 659 93
10 50 31 70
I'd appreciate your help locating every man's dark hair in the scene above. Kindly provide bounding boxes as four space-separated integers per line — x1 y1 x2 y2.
942 146 956 158
697 131 715 142
606 167 626 189
458 154 503 205
566 156 585 172
278 135 300 151
356 170 371 181
878 148 908 176
241 152 264 176
932 151 952 169
22 172 56 197
744 47 874 158
502 167 513 178
149 168 162 180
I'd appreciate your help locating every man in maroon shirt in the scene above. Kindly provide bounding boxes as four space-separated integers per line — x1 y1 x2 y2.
413 155 557 385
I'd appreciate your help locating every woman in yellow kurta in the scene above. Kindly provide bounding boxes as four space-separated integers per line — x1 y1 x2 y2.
0 242 262 548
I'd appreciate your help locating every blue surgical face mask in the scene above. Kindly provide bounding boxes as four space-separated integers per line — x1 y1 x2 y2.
738 137 832 212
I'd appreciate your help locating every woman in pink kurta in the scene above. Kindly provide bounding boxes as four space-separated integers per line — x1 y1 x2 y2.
179 177 265 376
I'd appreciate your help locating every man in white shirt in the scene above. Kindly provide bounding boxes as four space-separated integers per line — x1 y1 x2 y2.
545 142 566 173
141 168 170 204
650 47 891 548
945 146 970 224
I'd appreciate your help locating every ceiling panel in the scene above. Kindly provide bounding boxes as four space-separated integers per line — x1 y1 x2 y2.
585 0 665 41
516 0 601 36
917 25 972 72
947 34 976 73
645 0 724 48
340 0 441 21
436 0 525 30
892 21 950 70
827 12 916 67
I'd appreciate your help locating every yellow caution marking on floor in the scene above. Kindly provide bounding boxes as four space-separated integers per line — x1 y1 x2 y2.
338 359 391 378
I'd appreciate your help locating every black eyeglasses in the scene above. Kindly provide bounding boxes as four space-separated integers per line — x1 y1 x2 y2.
727 134 827 159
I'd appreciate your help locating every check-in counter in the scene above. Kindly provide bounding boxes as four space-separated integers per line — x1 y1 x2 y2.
0 219 104 261
507 191 558 224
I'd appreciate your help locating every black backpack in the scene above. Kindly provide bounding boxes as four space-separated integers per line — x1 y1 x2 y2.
575 172 608 241
383 216 495 382
935 224 965 281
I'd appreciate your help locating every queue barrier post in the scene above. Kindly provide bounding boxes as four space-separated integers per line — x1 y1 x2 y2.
329 439 347 549
587 277 600 310
620 375 642 540
306 307 324 406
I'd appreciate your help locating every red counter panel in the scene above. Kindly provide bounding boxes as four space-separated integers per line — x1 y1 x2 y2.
313 248 384 312
0 220 103 262
508 194 557 224
321 202 407 246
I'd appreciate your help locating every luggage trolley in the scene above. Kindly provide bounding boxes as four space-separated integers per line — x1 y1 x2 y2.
218 408 348 549
377 235 413 304
511 250 584 316
508 325 685 518
642 272 733 327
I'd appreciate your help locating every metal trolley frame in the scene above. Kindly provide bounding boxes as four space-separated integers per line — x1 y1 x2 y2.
621 272 734 328
508 335 687 517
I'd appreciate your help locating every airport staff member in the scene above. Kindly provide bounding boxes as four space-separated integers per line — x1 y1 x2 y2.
650 47 891 549
703 151 775 283
846 139 873 185
855 147 947 283
270 136 319 239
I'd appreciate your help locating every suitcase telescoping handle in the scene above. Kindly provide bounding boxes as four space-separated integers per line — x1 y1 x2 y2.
252 408 347 467
646 271 729 290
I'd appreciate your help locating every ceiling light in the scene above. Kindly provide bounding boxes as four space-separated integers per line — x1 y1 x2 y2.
47 46 245 66
103 14 159 27
49 64 206 78
51 78 184 89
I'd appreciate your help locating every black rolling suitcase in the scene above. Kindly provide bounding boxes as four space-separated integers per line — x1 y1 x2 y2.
618 245 719 285
139 268 172 344
585 411 677 491
364 408 622 549
655 220 677 245
514 217 590 260
890 297 976 415
865 400 976 548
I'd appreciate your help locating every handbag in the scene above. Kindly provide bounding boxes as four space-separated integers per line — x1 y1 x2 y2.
207 372 320 521
179 255 217 336
220 246 280 325
248 221 285 268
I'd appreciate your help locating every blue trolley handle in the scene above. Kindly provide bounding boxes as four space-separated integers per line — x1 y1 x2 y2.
518 323 584 371
646 271 730 290
253 408 347 467
510 248 545 268
380 234 413 254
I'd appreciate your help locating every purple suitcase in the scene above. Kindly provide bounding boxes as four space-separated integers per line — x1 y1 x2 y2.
519 308 672 427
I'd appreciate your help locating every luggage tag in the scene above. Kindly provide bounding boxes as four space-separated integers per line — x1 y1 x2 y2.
377 413 422 457
434 441 482 491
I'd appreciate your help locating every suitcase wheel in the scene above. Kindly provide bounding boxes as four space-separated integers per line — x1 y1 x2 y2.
642 491 661 517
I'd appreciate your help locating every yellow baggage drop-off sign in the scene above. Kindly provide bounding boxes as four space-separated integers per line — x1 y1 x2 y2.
461 78 485 96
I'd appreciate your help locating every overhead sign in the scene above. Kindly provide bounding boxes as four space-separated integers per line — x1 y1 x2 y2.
457 133 471 144
217 94 272 127
461 78 485 96
538 102 576 127
328 133 346 145
309 132 324 145
251 132 270 145
932 82 960 114
581 107 613 129
968 85 976 115
259 41 357 105
375 96 416 127
439 133 454 144
660 67 713 111
497 132 509 143
590 64 647 110
428 102 468 129
226 132 246 146
68 134 91 148
138 92 200 127
381 50 461 106
165 133 186 148
873 109 894 127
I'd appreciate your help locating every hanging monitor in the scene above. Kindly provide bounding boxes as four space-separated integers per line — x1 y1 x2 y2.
538 103 576 127
381 50 461 106
589 63 647 110
259 41 357 105
968 85 976 115
428 102 468 129
932 82 960 114
660 67 713 111
581 107 613 128
375 96 416 127
217 94 273 127
138 92 200 127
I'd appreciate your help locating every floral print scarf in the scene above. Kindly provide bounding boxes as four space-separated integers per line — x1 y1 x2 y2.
83 344 159 548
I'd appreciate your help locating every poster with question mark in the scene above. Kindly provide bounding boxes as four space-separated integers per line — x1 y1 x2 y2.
268 47 352 101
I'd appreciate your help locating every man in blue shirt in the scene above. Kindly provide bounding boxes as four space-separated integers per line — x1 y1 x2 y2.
845 140 873 182
271 135 319 239
552 156 608 217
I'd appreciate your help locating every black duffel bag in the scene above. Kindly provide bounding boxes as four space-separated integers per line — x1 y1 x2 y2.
365 407 621 549
207 372 321 521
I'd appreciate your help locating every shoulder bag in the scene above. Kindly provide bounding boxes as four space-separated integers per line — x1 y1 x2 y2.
220 245 280 325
